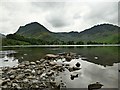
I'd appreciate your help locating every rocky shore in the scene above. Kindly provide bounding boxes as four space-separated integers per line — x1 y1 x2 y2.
0 52 81 89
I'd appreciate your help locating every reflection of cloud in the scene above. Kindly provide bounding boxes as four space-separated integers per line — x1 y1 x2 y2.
80 60 118 88
0 1 119 34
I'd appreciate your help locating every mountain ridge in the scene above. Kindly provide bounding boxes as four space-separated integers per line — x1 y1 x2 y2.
15 22 120 43
2 22 120 45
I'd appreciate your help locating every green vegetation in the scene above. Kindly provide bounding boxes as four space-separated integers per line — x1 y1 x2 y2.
2 34 86 46
1 22 120 46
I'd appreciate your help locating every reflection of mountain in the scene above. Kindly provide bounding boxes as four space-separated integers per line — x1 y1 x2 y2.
2 46 119 66
80 46 119 67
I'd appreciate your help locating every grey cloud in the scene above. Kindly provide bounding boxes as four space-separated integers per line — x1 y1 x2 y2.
0 1 119 35
47 17 71 27
31 2 65 10
84 2 118 24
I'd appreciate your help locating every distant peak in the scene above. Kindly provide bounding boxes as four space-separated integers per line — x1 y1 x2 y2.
24 22 41 26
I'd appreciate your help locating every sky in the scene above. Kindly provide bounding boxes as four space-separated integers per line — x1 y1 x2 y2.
0 0 119 35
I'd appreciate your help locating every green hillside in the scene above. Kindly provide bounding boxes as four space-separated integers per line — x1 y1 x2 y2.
2 22 120 46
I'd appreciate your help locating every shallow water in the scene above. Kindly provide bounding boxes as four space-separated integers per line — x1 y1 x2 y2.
0 46 120 88
57 58 118 88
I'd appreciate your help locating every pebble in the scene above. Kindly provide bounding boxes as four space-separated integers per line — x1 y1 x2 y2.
9 75 15 80
1 52 81 89
30 62 36 65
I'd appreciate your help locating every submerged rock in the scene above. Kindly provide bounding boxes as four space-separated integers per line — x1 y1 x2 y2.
70 74 78 80
65 56 72 62
76 62 81 67
67 66 81 72
88 82 103 90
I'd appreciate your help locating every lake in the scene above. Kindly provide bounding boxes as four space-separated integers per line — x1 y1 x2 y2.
0 46 120 89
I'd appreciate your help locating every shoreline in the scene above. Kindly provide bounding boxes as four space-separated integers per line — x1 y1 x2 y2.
2 44 120 48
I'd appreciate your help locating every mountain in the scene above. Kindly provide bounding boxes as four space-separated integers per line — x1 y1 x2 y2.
79 24 120 43
15 22 120 44
15 22 54 40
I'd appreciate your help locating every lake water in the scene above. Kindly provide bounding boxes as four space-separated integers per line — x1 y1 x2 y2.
0 46 120 88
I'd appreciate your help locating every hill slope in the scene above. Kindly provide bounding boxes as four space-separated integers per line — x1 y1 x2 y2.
15 22 120 43
79 24 120 43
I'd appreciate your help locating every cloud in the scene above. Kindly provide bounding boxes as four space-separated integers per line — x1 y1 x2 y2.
0 1 119 35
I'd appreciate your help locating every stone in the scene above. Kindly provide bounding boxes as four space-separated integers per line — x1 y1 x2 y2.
2 79 10 86
15 74 25 79
12 66 18 69
67 66 81 72
18 64 25 68
24 69 31 73
46 70 55 76
76 62 81 67
30 62 36 65
37 70 43 75
16 68 21 72
31 69 36 74
24 61 30 66
45 54 58 60
94 56 98 59
88 82 103 90
7 70 16 75
36 60 40 64
49 62 56 66
10 75 15 80
23 79 29 82
70 74 78 80
65 56 72 61
12 83 19 87
40 59 45 63
27 76 35 79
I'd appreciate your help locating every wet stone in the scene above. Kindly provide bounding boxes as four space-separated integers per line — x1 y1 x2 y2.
24 69 31 73
1 52 80 89
36 60 40 64
30 62 36 65
15 74 25 79
9 75 15 80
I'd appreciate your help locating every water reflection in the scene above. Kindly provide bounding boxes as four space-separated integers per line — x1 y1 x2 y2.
0 46 119 88
0 56 18 67
57 58 118 88
2 46 119 66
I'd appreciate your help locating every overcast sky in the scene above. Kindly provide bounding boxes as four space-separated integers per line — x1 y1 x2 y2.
0 0 119 35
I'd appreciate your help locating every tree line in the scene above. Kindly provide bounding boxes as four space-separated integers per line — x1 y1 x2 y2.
2 34 119 46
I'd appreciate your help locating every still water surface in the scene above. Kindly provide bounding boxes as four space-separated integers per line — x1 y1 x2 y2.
0 46 120 88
